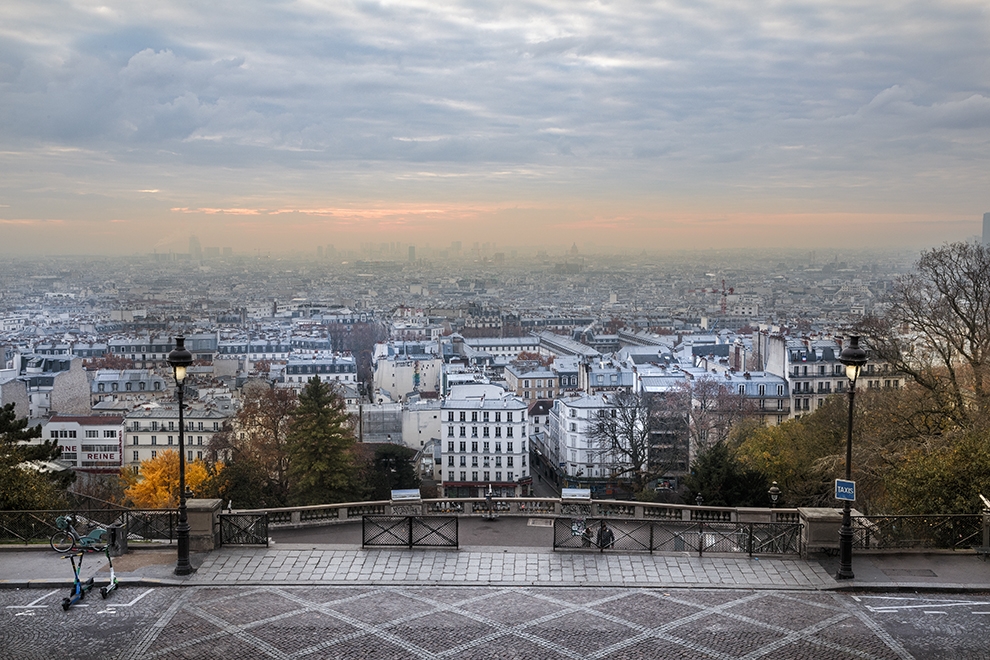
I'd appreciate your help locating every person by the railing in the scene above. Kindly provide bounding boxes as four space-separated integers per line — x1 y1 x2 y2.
597 520 615 549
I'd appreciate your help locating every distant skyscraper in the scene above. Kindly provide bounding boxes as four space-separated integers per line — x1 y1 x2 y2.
408 245 415 262
189 235 202 260
984 212 990 245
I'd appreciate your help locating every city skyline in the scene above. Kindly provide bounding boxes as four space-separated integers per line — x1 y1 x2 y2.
1 1 988 255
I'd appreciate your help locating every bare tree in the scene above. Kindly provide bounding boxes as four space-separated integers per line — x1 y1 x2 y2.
860 242 990 429
685 375 757 454
589 390 689 493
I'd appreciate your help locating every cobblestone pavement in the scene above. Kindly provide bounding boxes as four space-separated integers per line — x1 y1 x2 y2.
198 547 834 589
8 585 986 659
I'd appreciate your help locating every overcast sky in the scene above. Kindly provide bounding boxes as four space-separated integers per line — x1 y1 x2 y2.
1 0 988 255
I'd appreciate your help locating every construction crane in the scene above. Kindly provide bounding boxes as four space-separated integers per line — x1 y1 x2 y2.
720 279 734 317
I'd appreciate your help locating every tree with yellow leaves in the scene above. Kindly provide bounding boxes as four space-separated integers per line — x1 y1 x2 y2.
124 450 211 509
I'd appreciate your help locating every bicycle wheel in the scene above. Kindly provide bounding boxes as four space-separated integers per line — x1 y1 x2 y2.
50 531 75 552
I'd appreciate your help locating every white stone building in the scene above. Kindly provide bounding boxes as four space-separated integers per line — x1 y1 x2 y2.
440 384 529 497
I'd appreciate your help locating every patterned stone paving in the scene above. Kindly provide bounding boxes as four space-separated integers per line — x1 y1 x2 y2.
110 586 912 660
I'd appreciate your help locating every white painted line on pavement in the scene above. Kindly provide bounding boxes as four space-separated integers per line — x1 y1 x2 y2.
5 590 59 609
924 611 947 615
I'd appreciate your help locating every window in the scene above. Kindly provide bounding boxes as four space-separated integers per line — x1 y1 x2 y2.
507 412 513 423
507 471 513 480
507 456 514 467
197 422 203 431
104 430 116 438
472 456 478 467
459 441 466 452
495 456 502 467
448 441 454 451
472 471 478 481
168 436 173 445
197 437 203 445
495 427 501 437
777 385 784 396
459 412 466 422
460 471 466 481
570 422 577 432
188 450 193 461
483 442 490 452
495 412 501 422
132 436 138 445
459 456 466 466
449 471 455 481
459 426 466 437
483 427 490 438
471 427 478 437
197 451 202 460
448 456 454 466
151 421 158 431
471 441 478 452
494 442 501 453
213 422 219 431
471 411 478 422
738 385 745 395
151 450 157 459
758 385 765 396
483 411 489 422
151 436 157 445
86 430 98 438
448 426 455 437
495 472 502 481
483 471 490 481
507 427 514 437
448 412 454 422
507 442 513 452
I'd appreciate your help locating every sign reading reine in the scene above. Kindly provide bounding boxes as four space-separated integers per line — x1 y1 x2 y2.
835 479 856 502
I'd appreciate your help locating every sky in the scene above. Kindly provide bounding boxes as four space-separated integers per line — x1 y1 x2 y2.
1 0 988 256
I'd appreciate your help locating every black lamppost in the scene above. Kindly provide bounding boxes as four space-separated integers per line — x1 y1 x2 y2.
768 481 781 508
836 335 867 580
167 336 194 576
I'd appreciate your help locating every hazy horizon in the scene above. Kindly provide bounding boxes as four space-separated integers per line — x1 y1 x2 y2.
2 1 988 256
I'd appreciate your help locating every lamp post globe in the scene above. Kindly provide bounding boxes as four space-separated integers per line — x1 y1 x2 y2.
768 481 781 508
167 336 195 576
836 335 867 580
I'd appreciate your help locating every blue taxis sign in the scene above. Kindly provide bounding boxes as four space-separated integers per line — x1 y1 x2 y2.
835 479 856 502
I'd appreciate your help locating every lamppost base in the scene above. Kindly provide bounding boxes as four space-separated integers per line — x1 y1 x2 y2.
174 565 196 577
835 568 855 580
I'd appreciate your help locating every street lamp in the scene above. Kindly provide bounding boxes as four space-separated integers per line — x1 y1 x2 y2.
768 481 781 508
836 335 867 580
167 336 194 576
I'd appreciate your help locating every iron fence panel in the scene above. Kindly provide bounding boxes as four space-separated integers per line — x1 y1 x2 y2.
363 516 410 547
852 515 982 550
410 517 458 548
219 513 269 546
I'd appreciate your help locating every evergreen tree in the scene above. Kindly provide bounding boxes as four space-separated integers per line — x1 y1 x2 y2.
684 442 770 508
286 378 358 505
364 443 420 501
0 403 72 510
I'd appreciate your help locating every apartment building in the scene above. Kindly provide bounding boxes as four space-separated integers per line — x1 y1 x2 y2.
439 384 529 497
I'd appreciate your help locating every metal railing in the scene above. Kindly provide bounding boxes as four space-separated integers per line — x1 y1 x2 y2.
852 515 982 551
553 517 803 556
0 509 178 545
362 516 458 549
219 513 269 546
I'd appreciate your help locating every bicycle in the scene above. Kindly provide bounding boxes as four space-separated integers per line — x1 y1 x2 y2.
50 515 108 553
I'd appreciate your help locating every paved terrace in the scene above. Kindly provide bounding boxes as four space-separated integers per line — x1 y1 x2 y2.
4 517 990 592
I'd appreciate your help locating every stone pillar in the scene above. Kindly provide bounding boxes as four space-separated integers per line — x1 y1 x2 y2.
798 507 860 557
186 498 223 552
